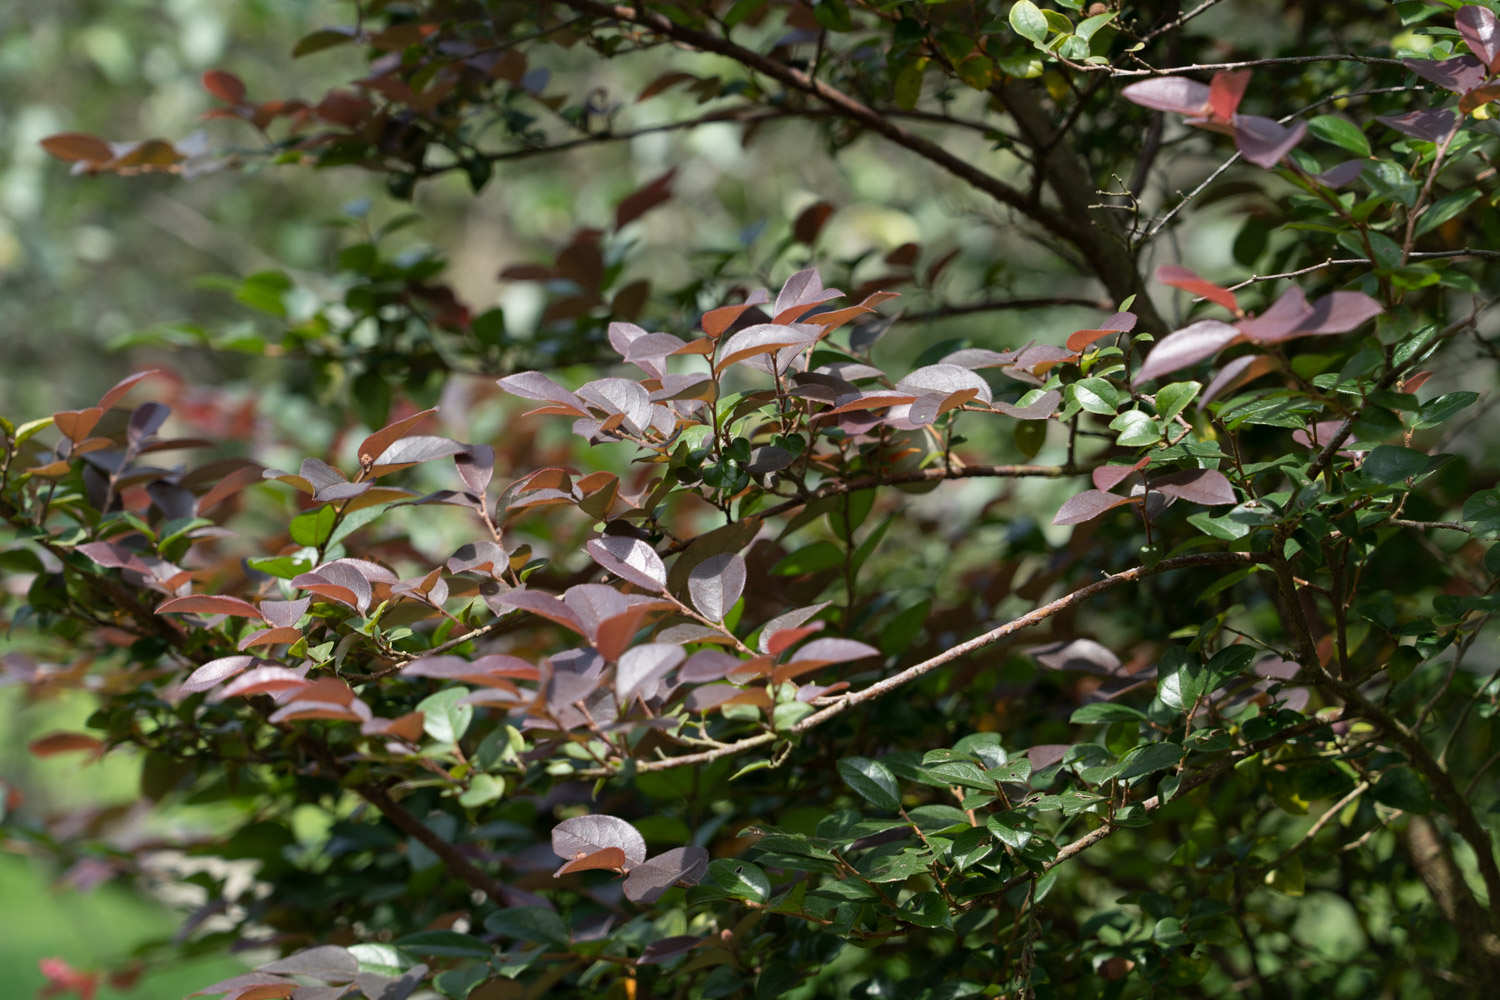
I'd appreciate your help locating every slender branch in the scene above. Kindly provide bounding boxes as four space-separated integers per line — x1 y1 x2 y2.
579 552 1264 776
558 1 1068 238
1140 0 1230 44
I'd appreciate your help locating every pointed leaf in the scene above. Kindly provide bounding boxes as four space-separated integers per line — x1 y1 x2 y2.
837 757 901 811
1053 489 1137 525
1156 266 1237 312
1121 76 1210 116
1134 320 1241 383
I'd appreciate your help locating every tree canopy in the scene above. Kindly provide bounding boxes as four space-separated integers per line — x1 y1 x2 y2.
6 1 1500 997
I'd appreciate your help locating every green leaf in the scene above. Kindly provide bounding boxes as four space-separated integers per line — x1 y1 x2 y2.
1414 188 1482 237
1119 741 1182 780
1307 115 1371 156
1362 445 1430 484
838 756 902 810
1110 409 1162 447
394 930 492 960
1071 377 1120 415
1157 648 1205 713
1009 0 1048 44
1414 391 1477 430
1154 381 1201 423
289 505 337 547
459 773 504 808
772 540 844 575
705 858 771 902
1372 767 1431 814
418 688 474 744
1070 702 1147 724
484 906 569 947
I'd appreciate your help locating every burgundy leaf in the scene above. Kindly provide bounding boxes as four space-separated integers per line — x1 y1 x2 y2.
257 946 357 979
1156 265 1237 312
1053 489 1137 526
1029 639 1122 675
638 935 704 966
1317 159 1368 188
622 846 710 903
678 649 742 683
98 369 163 410
1296 291 1382 335
1402 55 1485 94
688 552 747 621
355 407 438 466
1377 108 1459 141
455 445 493 496
552 814 647 867
716 323 819 373
1092 458 1148 492
157 595 266 621
938 347 1019 369
211 666 310 701
1152 468 1236 505
181 655 257 694
577 377 653 433
896 364 993 405
616 643 685 702
1208 69 1251 120
1459 4 1500 71
586 536 667 592
1201 354 1277 406
786 638 879 669
615 167 677 229
772 268 843 323
500 589 587 636
755 602 830 654
991 389 1061 420
1237 286 1313 343
1232 115 1306 169
127 401 169 445
1121 76 1210 116
371 435 467 472
1134 320 1241 384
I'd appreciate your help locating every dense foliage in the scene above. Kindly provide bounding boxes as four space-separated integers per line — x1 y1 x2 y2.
6 1 1500 997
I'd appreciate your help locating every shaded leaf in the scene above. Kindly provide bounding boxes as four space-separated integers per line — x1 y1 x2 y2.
837 757 901 811
622 846 710 903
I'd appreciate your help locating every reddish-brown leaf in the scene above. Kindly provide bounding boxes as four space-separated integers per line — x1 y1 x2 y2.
554 847 628 877
28 732 104 759
616 168 677 229
202 70 246 104
40 132 113 163
157 595 266 621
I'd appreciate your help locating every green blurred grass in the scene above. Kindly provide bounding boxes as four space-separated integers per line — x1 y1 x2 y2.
0 853 241 999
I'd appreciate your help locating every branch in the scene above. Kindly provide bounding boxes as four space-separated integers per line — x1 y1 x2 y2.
557 1 1073 244
581 552 1263 776
357 781 509 900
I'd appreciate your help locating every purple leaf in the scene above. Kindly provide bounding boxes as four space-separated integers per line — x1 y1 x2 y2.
787 637 879 670
1238 286 1313 343
1458 5 1500 71
1029 639 1121 675
586 536 667 592
181 655 256 694
497 371 587 413
895 364 994 405
1121 76 1210 115
616 643 685 702
1053 489 1136 526
127 401 169 445
1402 56 1486 94
1152 468 1236 505
622 846 710 903
1377 108 1459 141
1316 159 1367 188
552 815 647 867
1297 291 1382 335
1092 461 1145 492
259 598 310 629
372 436 467 470
1200 354 1273 407
716 323 819 373
773 268 843 320
688 552 747 621
456 445 493 496
1233 115 1306 169
638 935 703 965
1134 320 1241 384
499 589 586 637
939 347 1019 369
577 377 653 434
679 649 742 683
991 389 1061 420
258 946 358 979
